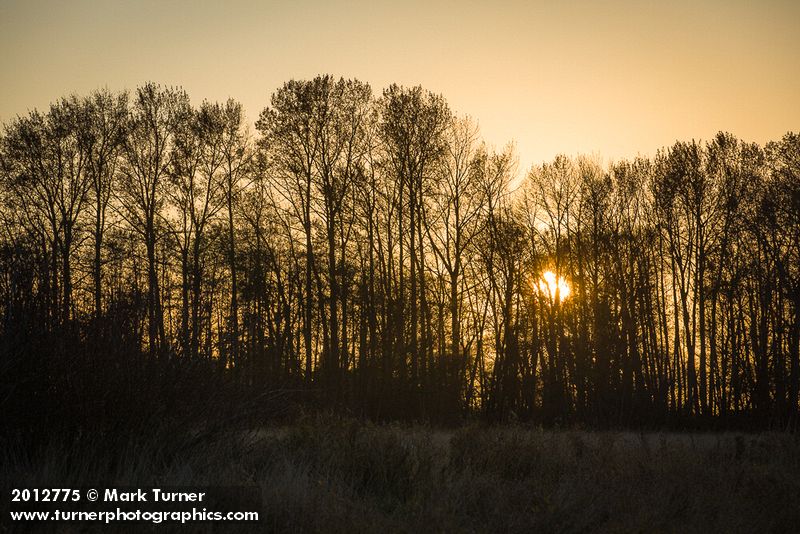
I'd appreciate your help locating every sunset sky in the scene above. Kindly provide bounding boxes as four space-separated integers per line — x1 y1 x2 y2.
1 0 798 174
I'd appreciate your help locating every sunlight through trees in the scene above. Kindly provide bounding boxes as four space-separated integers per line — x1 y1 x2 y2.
1 78 799 427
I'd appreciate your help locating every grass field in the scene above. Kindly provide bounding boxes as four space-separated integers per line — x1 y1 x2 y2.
4 418 800 533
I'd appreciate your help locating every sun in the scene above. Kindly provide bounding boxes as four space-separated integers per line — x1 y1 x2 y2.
537 270 570 303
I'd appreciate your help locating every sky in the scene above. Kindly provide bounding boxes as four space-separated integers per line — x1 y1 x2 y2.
1 0 798 175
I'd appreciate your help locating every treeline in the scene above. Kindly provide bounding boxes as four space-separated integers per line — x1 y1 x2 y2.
1 76 798 428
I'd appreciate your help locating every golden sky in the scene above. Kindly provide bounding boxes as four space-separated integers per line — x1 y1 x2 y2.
1 0 798 173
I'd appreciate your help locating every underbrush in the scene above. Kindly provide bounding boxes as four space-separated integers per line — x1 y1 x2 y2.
3 416 800 533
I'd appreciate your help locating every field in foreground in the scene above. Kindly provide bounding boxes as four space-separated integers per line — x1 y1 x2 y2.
4 420 800 533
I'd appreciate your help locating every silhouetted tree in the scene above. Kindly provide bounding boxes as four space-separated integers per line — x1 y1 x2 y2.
1 78 798 429
117 83 190 358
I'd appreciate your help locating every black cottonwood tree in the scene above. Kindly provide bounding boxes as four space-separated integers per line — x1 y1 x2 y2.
117 83 190 358
1 77 799 428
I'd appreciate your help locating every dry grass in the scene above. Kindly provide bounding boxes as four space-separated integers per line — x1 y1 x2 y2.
4 418 800 533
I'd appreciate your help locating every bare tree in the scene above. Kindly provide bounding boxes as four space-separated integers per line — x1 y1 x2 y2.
118 83 190 358
79 89 129 320
3 98 93 325
378 84 450 394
